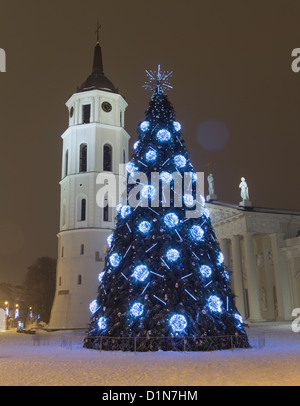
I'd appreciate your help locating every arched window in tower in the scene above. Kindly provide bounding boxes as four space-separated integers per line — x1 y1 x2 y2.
80 198 86 221
103 144 112 172
65 150 69 177
80 144 87 172
103 194 112 222
123 149 126 164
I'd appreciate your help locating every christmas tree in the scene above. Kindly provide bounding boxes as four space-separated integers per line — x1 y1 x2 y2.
84 66 249 351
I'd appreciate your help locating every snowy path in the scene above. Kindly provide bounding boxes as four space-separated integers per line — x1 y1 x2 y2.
0 322 299 386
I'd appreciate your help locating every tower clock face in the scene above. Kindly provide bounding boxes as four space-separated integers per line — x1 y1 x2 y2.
102 101 112 113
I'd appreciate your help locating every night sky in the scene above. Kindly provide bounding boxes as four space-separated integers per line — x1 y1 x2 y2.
0 0 300 284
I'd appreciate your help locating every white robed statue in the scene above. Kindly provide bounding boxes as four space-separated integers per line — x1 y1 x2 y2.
239 177 250 202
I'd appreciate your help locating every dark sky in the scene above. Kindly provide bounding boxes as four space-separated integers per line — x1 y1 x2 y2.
0 0 300 285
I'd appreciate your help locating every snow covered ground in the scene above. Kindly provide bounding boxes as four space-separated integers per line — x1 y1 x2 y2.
0 322 299 386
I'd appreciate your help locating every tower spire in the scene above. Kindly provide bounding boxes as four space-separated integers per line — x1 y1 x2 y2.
95 22 101 44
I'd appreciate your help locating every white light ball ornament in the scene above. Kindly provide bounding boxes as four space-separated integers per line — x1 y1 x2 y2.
169 314 187 333
141 185 156 199
132 265 149 282
89 300 99 314
109 252 121 268
130 302 144 317
190 225 204 241
138 220 151 234
156 129 171 143
98 317 107 330
207 295 223 313
140 121 150 132
166 248 180 262
174 154 186 168
145 149 157 162
173 121 181 132
160 172 173 183
163 212 179 228
199 265 212 278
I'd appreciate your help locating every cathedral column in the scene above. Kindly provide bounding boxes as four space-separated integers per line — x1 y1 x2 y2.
242 232 264 321
262 237 276 320
231 235 245 318
219 238 229 267
270 233 293 320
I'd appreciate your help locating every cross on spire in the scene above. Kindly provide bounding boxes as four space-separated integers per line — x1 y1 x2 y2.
95 22 102 44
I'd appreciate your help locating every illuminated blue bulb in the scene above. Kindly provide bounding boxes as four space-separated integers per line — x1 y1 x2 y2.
173 121 181 132
199 265 212 278
98 271 105 283
234 313 244 326
217 252 225 266
223 270 230 281
138 220 151 234
140 121 150 132
107 234 113 247
121 205 131 219
109 252 121 268
174 154 187 168
183 194 194 207
89 300 99 314
166 248 180 262
133 141 140 150
126 161 138 174
97 317 107 330
160 171 173 183
141 185 156 199
203 208 210 218
207 295 223 313
116 203 123 213
169 314 187 332
145 149 157 162
130 302 144 317
192 173 198 182
156 129 171 142
190 225 204 241
164 212 179 228
132 265 149 282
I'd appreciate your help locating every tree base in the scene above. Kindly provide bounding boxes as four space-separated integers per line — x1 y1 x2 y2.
83 334 250 352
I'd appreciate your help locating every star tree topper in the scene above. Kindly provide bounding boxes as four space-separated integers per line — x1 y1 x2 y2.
143 64 173 94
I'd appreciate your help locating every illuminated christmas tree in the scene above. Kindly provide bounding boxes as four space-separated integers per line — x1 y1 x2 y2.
84 66 249 351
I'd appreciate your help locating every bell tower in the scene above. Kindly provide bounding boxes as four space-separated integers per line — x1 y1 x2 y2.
49 36 130 329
